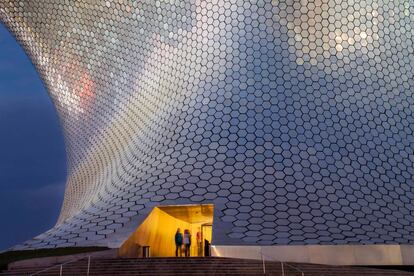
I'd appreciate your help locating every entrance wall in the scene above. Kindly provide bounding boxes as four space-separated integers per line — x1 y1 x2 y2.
212 244 414 266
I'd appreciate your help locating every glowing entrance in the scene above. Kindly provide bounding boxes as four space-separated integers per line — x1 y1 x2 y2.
119 204 214 257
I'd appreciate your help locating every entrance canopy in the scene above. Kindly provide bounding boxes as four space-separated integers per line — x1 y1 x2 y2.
158 205 213 224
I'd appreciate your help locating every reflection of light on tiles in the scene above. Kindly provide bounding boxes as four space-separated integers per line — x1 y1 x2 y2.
280 0 383 67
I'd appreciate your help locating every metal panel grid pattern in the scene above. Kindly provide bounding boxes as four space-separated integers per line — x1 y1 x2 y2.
1 0 414 249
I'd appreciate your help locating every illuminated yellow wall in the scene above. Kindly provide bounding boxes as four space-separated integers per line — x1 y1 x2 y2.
119 206 213 257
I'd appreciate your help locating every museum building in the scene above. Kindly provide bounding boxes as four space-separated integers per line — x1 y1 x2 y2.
1 0 414 265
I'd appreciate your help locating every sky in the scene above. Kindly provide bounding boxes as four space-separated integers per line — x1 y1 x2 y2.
0 23 67 251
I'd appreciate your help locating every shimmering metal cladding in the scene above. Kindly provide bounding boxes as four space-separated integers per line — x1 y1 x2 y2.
1 0 414 249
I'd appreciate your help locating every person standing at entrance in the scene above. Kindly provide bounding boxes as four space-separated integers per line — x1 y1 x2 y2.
175 228 183 257
183 229 191 257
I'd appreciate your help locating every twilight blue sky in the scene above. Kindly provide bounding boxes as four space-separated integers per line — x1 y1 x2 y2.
0 23 67 251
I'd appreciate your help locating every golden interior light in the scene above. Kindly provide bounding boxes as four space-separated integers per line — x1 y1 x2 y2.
119 204 214 257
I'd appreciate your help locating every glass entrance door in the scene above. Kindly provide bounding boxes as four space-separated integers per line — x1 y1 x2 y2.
201 224 212 257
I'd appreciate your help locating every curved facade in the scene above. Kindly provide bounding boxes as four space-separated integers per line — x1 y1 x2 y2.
1 0 414 257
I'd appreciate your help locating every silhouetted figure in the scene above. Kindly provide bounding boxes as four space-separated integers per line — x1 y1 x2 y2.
204 239 210 257
184 229 191 257
175 228 183 257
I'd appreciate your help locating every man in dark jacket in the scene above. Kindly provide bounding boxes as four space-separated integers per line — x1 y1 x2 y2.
175 228 183 257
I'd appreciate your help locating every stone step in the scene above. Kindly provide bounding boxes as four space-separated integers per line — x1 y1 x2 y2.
2 257 413 276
